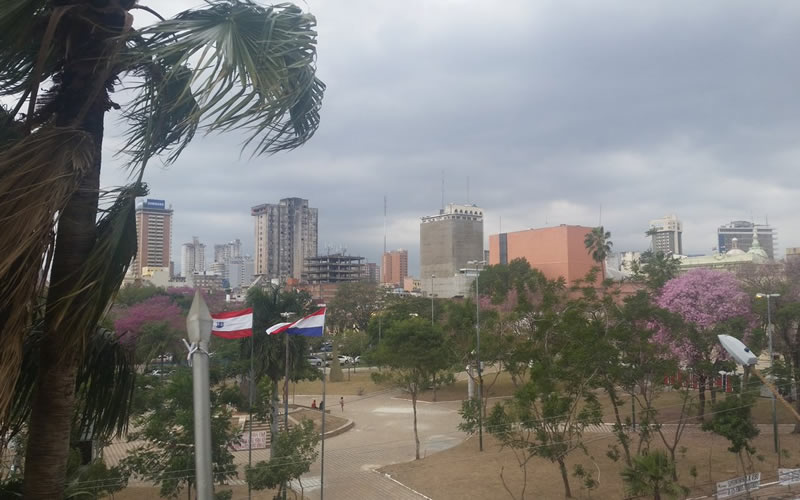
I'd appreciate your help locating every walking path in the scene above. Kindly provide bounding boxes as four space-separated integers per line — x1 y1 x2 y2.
276 392 466 500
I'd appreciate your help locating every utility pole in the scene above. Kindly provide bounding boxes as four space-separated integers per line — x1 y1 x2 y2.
757 292 781 458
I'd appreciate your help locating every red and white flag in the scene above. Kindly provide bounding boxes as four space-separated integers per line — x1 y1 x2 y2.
211 308 253 339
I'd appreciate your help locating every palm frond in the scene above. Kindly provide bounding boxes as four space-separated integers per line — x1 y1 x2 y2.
0 126 94 422
1 326 137 449
47 181 147 366
123 0 324 163
0 0 49 97
75 327 137 439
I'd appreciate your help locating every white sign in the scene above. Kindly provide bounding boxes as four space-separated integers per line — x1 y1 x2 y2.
232 430 268 451
716 473 760 499
779 468 800 486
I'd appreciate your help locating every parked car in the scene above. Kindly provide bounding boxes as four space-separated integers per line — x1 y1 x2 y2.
337 355 351 365
307 356 324 367
354 355 361 365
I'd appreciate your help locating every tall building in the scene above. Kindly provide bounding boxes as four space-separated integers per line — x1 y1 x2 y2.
381 249 409 285
252 197 318 281
214 239 242 263
648 215 683 255
420 203 484 296
489 225 599 286
362 262 380 283
226 257 255 289
132 199 173 278
181 236 206 276
717 221 776 260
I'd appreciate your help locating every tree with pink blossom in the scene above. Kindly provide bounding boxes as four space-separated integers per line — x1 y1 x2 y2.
654 269 753 419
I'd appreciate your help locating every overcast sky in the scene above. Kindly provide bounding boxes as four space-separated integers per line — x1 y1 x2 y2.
100 0 800 275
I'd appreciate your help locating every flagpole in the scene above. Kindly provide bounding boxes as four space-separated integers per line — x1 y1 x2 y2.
248 333 254 500
283 330 290 500
320 358 326 500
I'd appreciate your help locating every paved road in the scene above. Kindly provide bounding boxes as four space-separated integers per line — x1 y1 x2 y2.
278 392 466 500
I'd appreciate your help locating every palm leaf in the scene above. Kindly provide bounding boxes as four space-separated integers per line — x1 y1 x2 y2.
46 181 147 367
1 326 137 449
0 0 49 97
122 0 324 163
0 126 94 422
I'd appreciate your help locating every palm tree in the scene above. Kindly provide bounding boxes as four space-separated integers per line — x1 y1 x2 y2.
620 451 682 500
584 226 613 278
0 1 324 497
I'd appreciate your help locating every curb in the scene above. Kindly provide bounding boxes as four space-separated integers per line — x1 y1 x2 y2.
373 469 433 499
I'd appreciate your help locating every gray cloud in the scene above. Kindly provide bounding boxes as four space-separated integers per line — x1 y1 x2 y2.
99 0 800 274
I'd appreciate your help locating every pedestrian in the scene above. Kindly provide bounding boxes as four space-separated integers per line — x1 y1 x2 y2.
311 399 317 409
340 396 344 412
319 400 325 411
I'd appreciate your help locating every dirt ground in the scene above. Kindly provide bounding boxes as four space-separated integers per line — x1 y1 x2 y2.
285 369 388 396
293 408 349 432
113 484 292 499
383 429 800 500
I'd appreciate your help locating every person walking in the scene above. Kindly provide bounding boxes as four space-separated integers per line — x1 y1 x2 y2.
340 396 344 412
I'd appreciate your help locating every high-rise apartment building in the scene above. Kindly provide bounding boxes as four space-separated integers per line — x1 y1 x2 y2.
717 221 776 260
214 239 242 263
181 236 206 276
381 249 408 285
132 199 173 278
420 203 484 296
362 262 380 283
648 215 683 255
252 197 318 281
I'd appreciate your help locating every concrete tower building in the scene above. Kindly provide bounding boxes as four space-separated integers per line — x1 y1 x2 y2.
717 220 776 260
181 236 206 276
420 203 484 297
132 199 173 278
648 215 683 255
252 197 318 281
381 249 408 286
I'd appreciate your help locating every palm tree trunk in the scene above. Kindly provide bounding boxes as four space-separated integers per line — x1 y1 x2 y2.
22 3 125 496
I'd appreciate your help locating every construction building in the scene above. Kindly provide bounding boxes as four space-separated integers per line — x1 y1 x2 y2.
302 253 365 283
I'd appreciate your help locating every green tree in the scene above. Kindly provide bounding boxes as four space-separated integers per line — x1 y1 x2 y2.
702 393 760 477
479 301 605 498
371 317 453 459
328 282 382 333
246 418 320 499
122 368 239 498
620 451 683 500
0 2 324 496
630 250 680 290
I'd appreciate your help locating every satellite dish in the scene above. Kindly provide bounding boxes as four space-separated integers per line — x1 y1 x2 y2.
717 335 757 366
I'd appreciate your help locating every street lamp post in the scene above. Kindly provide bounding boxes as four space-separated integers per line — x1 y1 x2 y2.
280 311 295 500
756 292 781 456
185 291 214 500
468 260 486 452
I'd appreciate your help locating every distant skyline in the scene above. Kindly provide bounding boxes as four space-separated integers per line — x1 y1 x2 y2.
97 1 800 277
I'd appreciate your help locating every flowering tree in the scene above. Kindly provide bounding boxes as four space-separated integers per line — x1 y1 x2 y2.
114 295 185 339
654 269 753 419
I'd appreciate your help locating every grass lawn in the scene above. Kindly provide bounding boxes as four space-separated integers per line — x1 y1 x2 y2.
383 430 800 500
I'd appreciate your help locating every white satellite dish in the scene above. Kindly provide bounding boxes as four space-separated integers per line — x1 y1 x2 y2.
718 334 757 366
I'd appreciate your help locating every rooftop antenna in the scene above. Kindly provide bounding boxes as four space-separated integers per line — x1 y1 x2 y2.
441 170 445 211
499 215 502 234
599 204 603 227
383 195 387 255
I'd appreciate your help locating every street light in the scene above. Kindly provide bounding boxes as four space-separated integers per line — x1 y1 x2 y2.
756 292 781 455
467 259 486 452
185 290 213 500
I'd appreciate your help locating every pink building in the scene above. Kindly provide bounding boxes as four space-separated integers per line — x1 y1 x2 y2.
488 225 600 286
